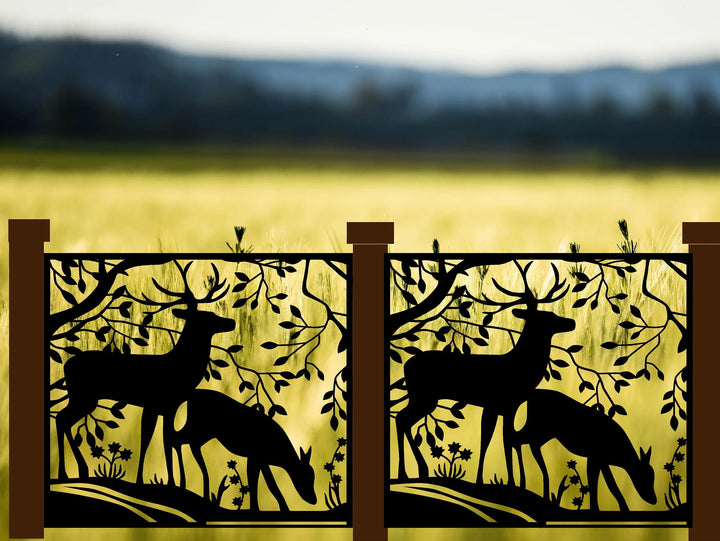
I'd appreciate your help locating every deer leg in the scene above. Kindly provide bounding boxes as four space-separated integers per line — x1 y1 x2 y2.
137 409 159 484
247 459 261 511
56 399 93 479
477 409 498 484
516 445 526 490
189 444 209 499
162 412 176 486
530 444 550 500
601 464 629 512
176 445 187 490
55 416 69 481
261 465 289 512
587 459 601 511
502 413 517 486
395 398 434 480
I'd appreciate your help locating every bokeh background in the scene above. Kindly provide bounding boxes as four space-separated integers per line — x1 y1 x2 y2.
2 0 719 539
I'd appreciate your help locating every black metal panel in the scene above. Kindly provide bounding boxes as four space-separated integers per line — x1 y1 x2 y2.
386 254 690 527
45 254 351 527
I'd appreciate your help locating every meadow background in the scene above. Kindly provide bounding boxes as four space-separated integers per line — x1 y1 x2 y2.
1 145 717 540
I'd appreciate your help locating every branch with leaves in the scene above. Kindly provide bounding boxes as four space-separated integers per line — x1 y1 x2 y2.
229 258 349 426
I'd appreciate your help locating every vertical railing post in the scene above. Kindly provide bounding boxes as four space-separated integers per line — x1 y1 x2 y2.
683 222 719 541
8 219 50 539
348 222 393 541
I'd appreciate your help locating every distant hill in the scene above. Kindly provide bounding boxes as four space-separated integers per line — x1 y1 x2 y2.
1 33 719 160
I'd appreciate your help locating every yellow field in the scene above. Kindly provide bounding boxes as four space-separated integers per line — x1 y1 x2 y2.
2 156 719 541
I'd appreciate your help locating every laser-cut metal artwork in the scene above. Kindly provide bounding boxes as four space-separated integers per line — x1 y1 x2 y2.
386 255 690 527
46 255 350 527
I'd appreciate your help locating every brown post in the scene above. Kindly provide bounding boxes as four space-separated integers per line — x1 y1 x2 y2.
348 222 393 541
8 219 50 539
683 222 720 541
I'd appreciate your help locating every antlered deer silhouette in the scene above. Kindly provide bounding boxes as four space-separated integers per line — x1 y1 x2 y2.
172 389 317 511
511 389 656 511
54 262 235 484
395 262 575 484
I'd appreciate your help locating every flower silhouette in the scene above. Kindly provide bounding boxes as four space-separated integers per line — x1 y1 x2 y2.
324 436 347 510
459 449 472 461
119 449 132 461
91 445 105 459
448 442 462 454
567 460 577 469
108 442 122 454
430 445 445 459
664 462 675 472
227 460 237 469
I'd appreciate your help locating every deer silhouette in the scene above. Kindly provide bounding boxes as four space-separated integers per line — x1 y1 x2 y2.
394 262 575 485
54 262 235 484
171 389 317 511
511 389 656 511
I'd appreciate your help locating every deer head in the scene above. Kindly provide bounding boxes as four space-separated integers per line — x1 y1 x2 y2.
291 447 317 505
633 446 657 505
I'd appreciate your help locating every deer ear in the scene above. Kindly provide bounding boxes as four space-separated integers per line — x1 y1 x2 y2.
512 308 528 319
172 308 188 319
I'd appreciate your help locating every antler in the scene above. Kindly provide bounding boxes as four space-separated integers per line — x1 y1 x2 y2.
145 261 229 309
475 261 568 311
535 262 569 305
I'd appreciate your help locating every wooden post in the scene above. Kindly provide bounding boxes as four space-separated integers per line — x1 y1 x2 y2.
683 222 720 541
8 219 50 539
348 222 393 541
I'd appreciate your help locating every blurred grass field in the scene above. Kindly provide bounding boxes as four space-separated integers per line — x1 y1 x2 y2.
2 146 719 540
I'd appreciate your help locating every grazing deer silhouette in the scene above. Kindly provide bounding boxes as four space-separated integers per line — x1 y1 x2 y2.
394 262 574 485
511 389 656 511
172 389 317 511
54 262 234 484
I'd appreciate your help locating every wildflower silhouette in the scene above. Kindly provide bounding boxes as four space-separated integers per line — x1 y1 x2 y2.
432 441 472 480
665 436 687 509
324 435 347 509
92 442 132 479
226 460 250 510
566 460 589 510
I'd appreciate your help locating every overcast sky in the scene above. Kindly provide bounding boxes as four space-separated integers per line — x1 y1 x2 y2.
1 0 719 73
